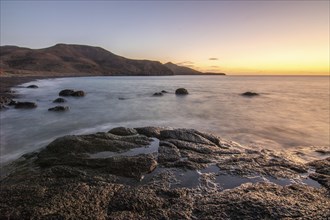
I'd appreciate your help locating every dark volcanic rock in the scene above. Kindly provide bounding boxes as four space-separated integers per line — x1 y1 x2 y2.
14 101 37 109
27 85 38 88
161 90 168 93
71 90 85 97
108 127 138 136
48 106 69 112
241 91 259 97
53 97 66 103
175 88 189 95
59 89 74 96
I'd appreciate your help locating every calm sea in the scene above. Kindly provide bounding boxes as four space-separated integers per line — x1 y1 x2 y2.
1 76 329 164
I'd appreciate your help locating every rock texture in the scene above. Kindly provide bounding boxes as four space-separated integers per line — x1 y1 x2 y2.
1 127 329 219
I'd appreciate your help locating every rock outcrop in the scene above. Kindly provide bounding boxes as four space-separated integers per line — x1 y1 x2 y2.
1 127 329 219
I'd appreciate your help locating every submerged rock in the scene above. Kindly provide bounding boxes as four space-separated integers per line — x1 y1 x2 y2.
241 91 259 97
1 127 329 219
175 88 189 95
27 85 38 88
14 102 37 109
48 106 69 112
152 92 163 96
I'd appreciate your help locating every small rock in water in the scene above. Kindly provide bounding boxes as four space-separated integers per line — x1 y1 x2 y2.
14 102 37 109
59 89 74 96
72 90 85 97
53 98 66 103
241 91 259 97
48 106 69 112
27 85 38 88
161 90 168 93
175 88 189 95
153 92 163 96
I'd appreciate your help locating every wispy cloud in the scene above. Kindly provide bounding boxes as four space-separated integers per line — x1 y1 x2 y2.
176 61 194 65
209 58 218 61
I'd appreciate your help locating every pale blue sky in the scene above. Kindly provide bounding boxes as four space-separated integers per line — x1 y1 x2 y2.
1 1 329 74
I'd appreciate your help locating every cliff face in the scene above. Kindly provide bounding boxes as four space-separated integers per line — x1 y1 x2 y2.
0 44 174 76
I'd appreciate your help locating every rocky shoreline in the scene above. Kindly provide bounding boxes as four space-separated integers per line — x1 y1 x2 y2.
1 127 329 219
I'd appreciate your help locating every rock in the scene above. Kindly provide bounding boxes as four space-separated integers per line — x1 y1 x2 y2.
53 98 66 103
48 106 69 112
108 127 138 136
14 102 37 109
175 88 189 95
0 96 14 110
161 90 168 93
1 127 330 220
241 91 259 97
59 89 85 97
135 126 166 139
27 85 38 88
59 89 74 96
8 100 17 106
152 92 163 96
71 90 85 97
308 157 330 189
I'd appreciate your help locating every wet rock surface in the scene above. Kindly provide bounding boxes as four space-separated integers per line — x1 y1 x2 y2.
1 127 329 219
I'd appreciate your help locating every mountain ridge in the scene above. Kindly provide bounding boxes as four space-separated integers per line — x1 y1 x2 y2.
0 44 225 76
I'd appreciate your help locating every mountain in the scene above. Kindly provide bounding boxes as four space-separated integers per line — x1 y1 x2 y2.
0 44 173 76
164 62 202 75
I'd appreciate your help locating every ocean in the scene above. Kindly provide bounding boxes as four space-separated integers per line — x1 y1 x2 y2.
0 75 329 164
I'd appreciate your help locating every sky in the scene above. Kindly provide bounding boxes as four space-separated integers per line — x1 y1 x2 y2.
0 1 329 75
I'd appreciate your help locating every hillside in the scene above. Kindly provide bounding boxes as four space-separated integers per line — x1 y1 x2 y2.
0 44 173 76
164 62 202 75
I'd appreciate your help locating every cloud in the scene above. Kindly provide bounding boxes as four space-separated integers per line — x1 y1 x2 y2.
209 58 218 61
176 61 194 65
210 65 219 68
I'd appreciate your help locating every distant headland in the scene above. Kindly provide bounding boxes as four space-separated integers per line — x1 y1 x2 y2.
0 44 226 77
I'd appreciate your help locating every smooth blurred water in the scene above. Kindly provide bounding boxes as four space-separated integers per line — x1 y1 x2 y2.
0 75 329 164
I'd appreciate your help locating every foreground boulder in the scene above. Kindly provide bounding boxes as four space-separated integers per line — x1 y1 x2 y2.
175 88 189 95
14 102 37 109
1 127 329 219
